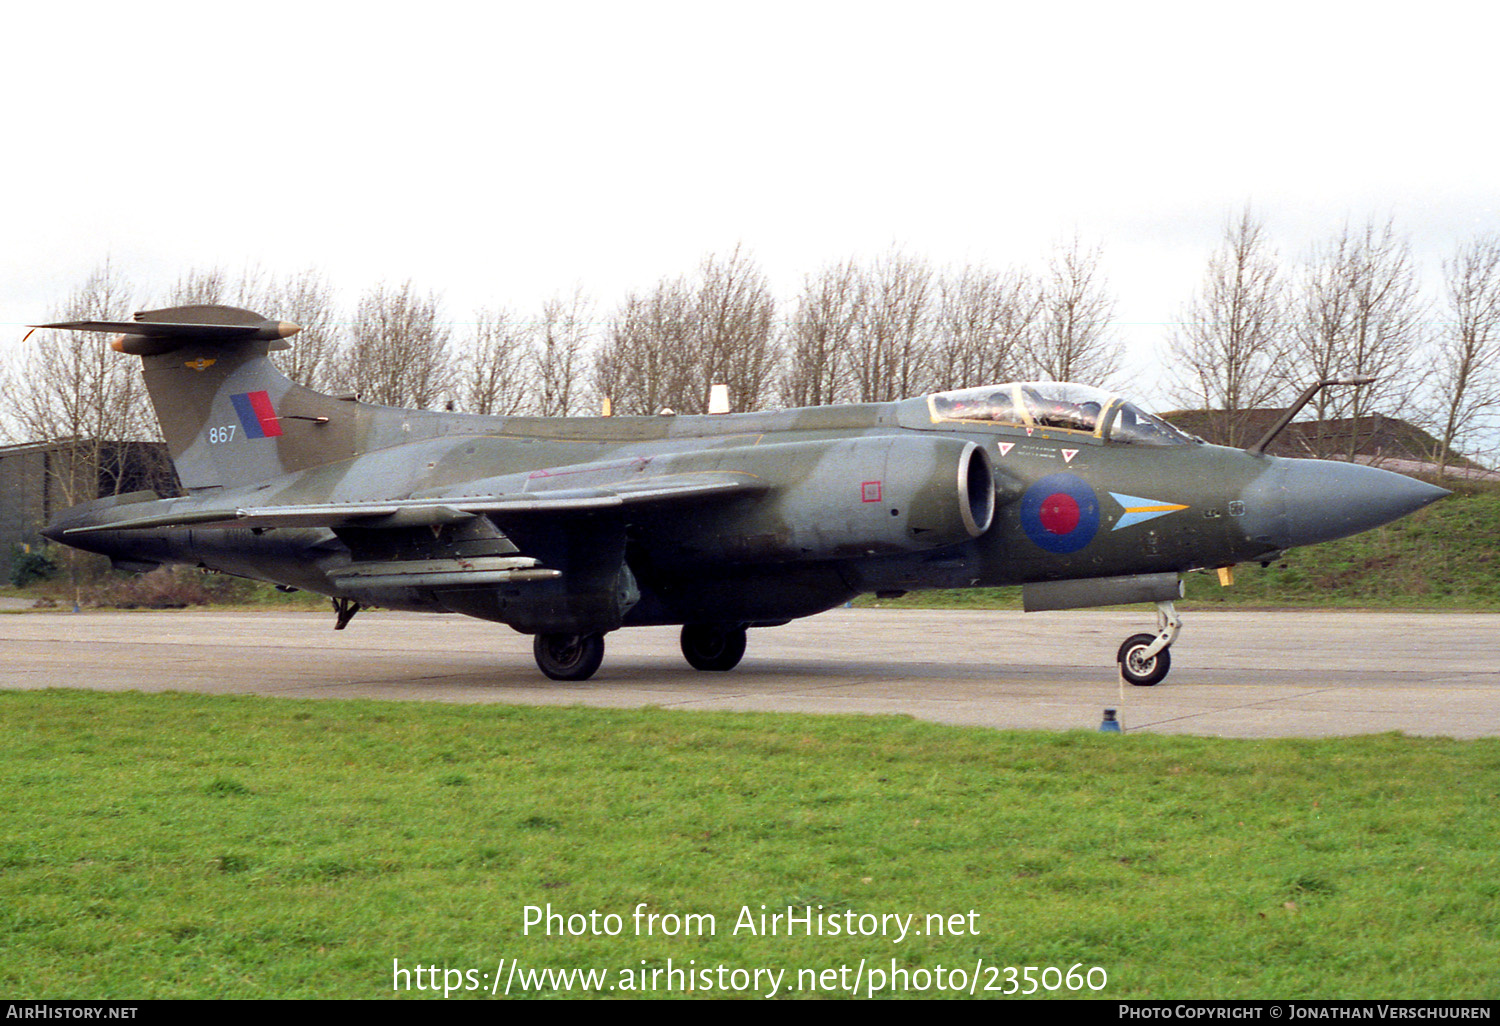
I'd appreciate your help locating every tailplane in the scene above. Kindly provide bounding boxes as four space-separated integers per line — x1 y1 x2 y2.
33 305 359 492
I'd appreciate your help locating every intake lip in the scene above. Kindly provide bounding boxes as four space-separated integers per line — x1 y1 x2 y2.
958 441 996 537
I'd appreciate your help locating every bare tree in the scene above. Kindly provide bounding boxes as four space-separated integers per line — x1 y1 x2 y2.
594 249 778 415
459 307 535 416
1167 208 1292 446
332 280 452 409
779 259 861 407
1429 236 1500 471
4 264 183 588
1294 219 1425 459
595 279 697 415
167 267 232 306
691 246 779 412
850 250 934 402
532 288 593 417
2 262 166 596
240 267 342 392
9 261 156 498
1032 236 1121 385
930 263 1041 391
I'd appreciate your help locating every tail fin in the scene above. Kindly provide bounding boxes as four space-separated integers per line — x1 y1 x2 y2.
33 305 360 492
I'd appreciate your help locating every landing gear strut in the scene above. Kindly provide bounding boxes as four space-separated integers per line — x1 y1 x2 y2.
680 624 747 671
1117 600 1181 686
332 598 361 630
533 632 605 681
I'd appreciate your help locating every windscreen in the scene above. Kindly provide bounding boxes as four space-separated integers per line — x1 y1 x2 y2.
928 382 1191 445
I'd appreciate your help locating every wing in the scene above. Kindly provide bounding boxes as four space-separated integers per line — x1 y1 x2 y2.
60 473 765 536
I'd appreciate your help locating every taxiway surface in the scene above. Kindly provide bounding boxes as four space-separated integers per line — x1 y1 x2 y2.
2 607 1496 738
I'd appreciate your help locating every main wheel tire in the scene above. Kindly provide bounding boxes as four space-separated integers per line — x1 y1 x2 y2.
1117 633 1170 686
533 632 605 681
680 624 747 671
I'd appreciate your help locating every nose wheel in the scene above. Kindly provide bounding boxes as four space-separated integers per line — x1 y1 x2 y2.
1117 601 1180 686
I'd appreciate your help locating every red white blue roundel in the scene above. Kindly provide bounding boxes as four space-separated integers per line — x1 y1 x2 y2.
1020 473 1101 554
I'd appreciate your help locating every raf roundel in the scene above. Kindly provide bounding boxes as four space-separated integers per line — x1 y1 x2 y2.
1020 473 1101 554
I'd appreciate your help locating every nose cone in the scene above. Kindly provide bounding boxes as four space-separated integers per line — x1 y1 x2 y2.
41 515 72 544
1241 458 1450 551
42 507 96 548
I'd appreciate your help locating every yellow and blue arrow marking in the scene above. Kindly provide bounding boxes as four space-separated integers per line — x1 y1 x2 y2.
1110 492 1190 531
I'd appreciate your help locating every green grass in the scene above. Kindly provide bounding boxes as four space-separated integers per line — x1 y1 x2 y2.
2 690 1497 999
1 571 328 612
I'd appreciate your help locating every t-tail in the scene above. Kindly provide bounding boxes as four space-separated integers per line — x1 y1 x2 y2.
33 305 362 492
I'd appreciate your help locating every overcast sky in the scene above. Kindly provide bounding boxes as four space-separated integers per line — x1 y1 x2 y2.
5 1 1497 404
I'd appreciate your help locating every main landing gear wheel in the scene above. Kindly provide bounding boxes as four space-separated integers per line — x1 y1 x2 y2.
1117 634 1170 686
533 632 605 681
680 624 747 671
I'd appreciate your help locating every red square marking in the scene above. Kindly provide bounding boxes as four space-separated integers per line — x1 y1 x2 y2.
861 480 882 503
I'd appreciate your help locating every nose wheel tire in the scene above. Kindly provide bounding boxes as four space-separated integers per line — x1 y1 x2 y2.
680 624 747 671
1117 633 1170 686
534 632 605 681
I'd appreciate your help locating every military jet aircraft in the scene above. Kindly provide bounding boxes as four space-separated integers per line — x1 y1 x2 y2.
38 304 1449 684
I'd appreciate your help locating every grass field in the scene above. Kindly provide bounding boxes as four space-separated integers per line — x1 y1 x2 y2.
2 689 1497 999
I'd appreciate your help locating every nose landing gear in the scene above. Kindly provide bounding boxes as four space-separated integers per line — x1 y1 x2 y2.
1117 600 1181 686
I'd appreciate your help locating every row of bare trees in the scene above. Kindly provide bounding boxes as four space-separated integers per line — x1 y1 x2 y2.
605 239 1123 414
8 221 1500 473
3 241 1126 429
1168 210 1500 466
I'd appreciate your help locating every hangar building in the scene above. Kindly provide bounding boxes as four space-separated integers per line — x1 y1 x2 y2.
0 439 175 579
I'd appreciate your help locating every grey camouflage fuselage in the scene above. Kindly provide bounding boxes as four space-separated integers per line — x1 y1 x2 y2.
40 305 1449 681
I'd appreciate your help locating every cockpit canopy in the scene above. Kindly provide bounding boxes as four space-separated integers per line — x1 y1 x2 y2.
927 382 1192 446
